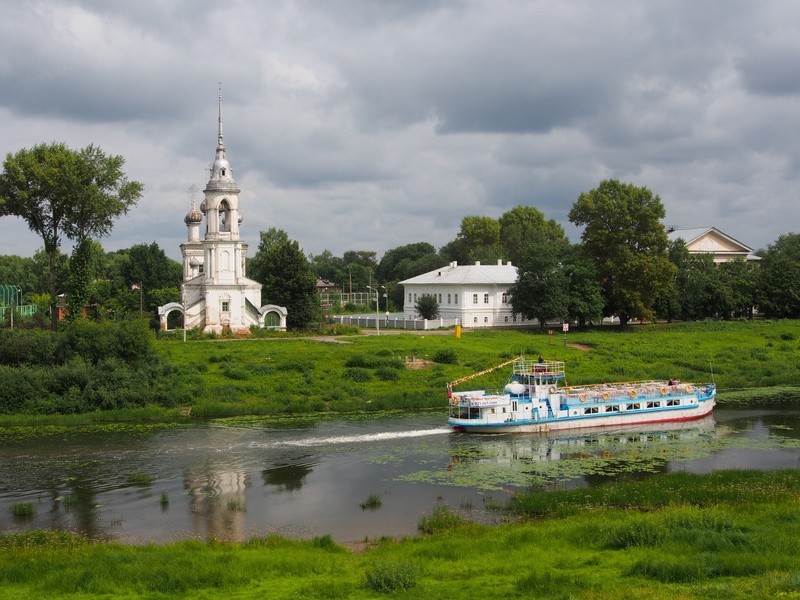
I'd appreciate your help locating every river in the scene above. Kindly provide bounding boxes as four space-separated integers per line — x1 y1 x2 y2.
1 407 798 543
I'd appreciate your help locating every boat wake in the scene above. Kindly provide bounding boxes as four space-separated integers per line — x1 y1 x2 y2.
275 427 452 447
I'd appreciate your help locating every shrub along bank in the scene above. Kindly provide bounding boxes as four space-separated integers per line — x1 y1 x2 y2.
0 320 192 414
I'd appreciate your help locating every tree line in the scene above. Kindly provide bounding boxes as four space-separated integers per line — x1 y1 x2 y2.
2 142 800 334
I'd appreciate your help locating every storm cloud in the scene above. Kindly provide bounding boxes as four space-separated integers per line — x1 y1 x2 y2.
1 0 798 260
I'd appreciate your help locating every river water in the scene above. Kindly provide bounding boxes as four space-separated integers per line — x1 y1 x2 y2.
1 407 798 543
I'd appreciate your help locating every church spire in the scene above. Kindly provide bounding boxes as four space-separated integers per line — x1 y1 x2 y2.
217 82 224 151
207 83 235 187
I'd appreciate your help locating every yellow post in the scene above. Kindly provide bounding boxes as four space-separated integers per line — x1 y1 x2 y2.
455 324 461 339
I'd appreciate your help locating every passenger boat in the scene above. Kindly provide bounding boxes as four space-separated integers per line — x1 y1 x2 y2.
447 357 716 433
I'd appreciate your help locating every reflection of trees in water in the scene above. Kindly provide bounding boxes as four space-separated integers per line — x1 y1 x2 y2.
262 463 313 491
184 465 249 542
39 467 108 541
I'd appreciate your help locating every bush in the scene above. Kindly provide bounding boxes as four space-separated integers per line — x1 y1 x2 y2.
375 367 399 381
344 368 372 382
432 349 458 365
364 561 418 593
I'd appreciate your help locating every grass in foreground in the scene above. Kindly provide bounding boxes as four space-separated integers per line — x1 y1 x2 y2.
1 470 798 599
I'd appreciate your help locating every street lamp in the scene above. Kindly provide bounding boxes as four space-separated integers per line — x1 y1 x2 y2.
382 285 388 327
366 285 380 336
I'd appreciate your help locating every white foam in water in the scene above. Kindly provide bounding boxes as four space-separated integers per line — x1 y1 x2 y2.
276 427 452 447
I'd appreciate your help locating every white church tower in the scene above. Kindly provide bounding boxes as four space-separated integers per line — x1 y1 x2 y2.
160 89 287 333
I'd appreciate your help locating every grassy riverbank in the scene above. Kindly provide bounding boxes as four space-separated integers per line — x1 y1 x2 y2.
1 469 798 599
155 319 800 416
1 319 798 426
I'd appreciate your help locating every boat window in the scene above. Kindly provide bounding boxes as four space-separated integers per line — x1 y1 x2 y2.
667 399 680 406
583 407 599 414
646 401 661 408
625 403 640 410
605 405 620 412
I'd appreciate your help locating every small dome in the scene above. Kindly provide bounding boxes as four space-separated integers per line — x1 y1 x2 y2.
238 213 243 224
184 206 203 224
189 257 202 267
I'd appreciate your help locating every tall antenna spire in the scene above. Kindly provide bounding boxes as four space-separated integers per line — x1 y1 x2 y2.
217 82 224 148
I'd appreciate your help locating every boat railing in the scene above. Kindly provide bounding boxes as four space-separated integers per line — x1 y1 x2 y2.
562 381 700 402
513 359 565 379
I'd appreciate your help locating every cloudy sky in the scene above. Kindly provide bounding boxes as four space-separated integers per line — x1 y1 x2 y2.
1 0 798 262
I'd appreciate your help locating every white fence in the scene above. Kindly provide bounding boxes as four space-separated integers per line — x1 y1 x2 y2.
332 315 460 331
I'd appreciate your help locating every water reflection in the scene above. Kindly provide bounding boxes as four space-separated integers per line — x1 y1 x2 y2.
262 463 314 491
185 465 249 542
0 409 798 543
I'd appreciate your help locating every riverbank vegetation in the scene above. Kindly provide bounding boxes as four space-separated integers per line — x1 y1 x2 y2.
1 469 798 598
1 319 798 421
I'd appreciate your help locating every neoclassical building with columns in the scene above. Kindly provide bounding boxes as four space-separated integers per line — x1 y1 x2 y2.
159 95 286 333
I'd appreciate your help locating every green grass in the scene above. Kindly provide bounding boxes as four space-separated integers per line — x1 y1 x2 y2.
1 320 798 425
1 470 799 598
360 493 383 510
152 319 800 419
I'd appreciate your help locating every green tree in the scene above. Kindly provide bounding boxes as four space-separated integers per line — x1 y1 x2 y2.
563 248 604 326
249 230 321 330
0 143 142 328
442 215 503 265
498 205 569 266
757 233 800 318
377 242 444 308
568 180 676 326
121 243 182 315
509 241 569 328
415 293 440 320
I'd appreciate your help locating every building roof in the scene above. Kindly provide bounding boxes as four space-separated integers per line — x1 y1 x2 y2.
399 261 518 285
667 227 753 252
667 226 759 260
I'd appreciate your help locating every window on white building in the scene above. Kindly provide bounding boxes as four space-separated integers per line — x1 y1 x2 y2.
447 294 451 304
484 316 488 323
438 294 442 303
472 293 478 304
221 301 230 312
484 293 489 304
454 294 458 304
473 316 478 323
408 293 412 302
413 294 417 302
502 292 508 303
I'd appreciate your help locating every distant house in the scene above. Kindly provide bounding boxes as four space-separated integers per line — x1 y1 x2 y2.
399 260 531 327
667 227 759 263
316 279 340 293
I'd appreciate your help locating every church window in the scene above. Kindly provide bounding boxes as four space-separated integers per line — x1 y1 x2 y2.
265 311 280 327
219 200 231 232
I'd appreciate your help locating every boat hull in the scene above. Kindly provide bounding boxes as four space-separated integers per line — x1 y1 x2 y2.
449 398 715 434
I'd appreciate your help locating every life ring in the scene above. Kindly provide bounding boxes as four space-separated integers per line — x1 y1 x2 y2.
659 387 668 396
548 386 556 394
579 394 587 403
684 384 692 393
602 392 611 401
451 396 459 406
628 389 637 399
